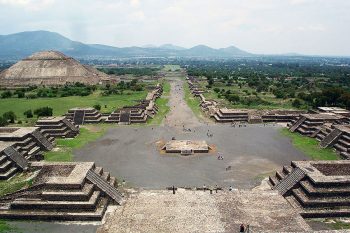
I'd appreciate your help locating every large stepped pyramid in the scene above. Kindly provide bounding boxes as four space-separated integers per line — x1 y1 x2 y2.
0 162 123 221
36 116 79 139
269 160 350 218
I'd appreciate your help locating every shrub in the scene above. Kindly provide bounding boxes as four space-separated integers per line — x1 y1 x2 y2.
1 90 12 99
292 99 302 108
3 111 16 123
0 116 7 126
24 109 33 118
93 104 101 111
34 107 53 117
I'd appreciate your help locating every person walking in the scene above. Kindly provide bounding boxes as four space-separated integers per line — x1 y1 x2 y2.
239 223 245 233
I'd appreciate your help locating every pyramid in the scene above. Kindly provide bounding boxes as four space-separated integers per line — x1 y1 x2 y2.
0 51 110 87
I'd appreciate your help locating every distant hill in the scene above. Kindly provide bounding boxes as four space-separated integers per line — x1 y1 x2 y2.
0 30 253 59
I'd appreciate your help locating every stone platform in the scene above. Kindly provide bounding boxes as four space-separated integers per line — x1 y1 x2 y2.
269 160 350 218
97 188 310 233
0 161 123 221
162 140 210 154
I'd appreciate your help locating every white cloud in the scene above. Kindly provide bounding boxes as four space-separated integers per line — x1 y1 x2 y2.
0 0 349 55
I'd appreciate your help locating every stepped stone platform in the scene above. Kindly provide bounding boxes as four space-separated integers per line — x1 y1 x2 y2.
66 108 103 125
269 160 350 218
106 84 162 125
318 107 350 117
36 116 79 139
288 114 347 136
0 142 28 180
0 161 123 221
213 108 249 122
0 127 53 161
161 140 210 154
316 125 350 159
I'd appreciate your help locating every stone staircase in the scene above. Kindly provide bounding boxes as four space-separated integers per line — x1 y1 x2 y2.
273 168 305 196
86 169 123 204
289 116 306 132
119 111 131 125
0 162 122 221
3 146 28 170
320 128 342 148
73 110 85 125
31 130 54 151
270 161 350 218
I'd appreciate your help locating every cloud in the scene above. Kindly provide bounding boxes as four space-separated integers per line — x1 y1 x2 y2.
0 0 349 55
0 0 54 10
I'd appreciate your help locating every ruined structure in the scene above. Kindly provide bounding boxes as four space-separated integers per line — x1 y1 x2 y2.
0 142 28 180
162 140 210 155
66 107 103 125
0 127 54 160
0 162 123 221
106 84 163 125
36 116 79 138
213 108 249 122
0 51 111 87
288 113 347 136
269 160 350 218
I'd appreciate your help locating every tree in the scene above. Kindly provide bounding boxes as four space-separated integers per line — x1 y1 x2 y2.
0 116 7 126
24 109 33 118
1 90 12 99
34 107 53 117
3 111 16 123
292 99 302 108
93 104 101 111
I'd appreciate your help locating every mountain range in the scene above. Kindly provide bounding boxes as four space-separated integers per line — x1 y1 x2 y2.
0 30 252 59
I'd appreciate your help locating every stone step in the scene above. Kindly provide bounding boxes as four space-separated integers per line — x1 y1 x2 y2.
102 172 110 181
300 180 350 198
334 143 348 152
0 155 7 164
293 188 350 208
11 191 101 211
268 176 279 187
27 146 41 157
273 168 305 196
42 183 95 201
301 207 350 218
275 170 285 181
285 195 302 209
109 177 116 187
340 152 350 159
0 197 109 221
0 160 13 172
338 138 350 147
95 167 103 175
0 167 18 180
282 165 293 175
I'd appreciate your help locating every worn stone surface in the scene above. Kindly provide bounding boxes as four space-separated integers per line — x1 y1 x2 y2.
97 188 310 233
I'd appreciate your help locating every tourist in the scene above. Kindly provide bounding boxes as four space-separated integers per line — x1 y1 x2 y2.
239 224 245 233
229 186 233 191
203 184 207 191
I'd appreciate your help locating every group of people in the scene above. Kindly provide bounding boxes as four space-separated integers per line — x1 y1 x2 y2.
231 122 247 128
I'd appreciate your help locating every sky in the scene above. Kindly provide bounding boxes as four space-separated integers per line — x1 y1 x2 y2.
0 0 349 56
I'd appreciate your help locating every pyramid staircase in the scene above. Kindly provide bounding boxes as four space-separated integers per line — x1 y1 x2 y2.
0 163 122 221
270 161 350 218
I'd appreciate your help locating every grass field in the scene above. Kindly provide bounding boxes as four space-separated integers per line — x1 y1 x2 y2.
201 80 299 110
183 81 203 119
163 65 181 72
0 173 32 197
147 81 170 125
0 90 147 122
280 128 340 160
44 124 111 162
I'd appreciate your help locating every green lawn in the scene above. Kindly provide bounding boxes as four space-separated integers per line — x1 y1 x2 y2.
44 124 111 162
280 128 340 160
183 82 203 119
0 173 32 197
0 90 147 122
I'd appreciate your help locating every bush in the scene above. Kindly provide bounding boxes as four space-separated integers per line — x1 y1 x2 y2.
24 109 33 118
0 116 7 126
93 104 101 111
1 90 12 99
3 111 16 123
292 99 302 108
34 107 53 117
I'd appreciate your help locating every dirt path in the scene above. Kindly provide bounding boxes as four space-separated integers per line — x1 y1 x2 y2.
164 75 202 129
